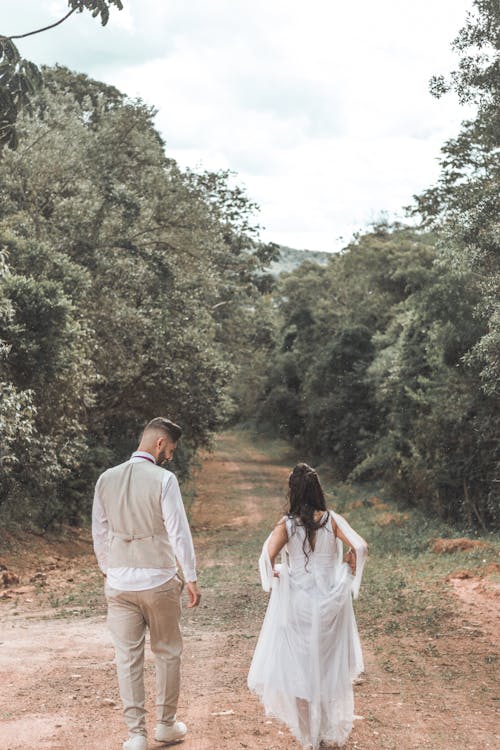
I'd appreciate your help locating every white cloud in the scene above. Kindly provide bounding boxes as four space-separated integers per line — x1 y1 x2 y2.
1 0 476 251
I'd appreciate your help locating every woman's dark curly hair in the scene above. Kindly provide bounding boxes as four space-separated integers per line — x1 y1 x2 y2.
286 463 329 565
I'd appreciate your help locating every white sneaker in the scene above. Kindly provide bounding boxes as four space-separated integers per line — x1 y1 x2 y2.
123 734 147 750
154 721 187 744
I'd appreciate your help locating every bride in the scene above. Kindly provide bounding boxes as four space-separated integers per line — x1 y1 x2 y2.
248 463 368 749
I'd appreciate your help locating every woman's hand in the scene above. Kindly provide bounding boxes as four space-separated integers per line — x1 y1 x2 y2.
343 548 356 575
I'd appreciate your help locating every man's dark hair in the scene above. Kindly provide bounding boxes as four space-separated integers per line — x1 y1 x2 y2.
143 417 182 443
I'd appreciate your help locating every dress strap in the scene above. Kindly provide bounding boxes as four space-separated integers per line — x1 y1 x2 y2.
327 509 337 536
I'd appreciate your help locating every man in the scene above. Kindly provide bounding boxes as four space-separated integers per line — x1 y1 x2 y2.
92 417 201 750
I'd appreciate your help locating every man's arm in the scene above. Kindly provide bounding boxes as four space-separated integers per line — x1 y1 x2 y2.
161 473 201 608
91 481 109 576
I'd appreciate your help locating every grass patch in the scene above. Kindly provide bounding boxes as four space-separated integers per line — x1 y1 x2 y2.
39 567 106 619
187 431 500 645
321 479 499 642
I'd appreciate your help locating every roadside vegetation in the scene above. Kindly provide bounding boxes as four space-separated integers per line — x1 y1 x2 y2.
1 0 498 535
232 0 499 532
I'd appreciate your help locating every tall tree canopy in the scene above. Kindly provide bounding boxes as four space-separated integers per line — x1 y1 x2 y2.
0 66 275 528
244 0 499 530
414 0 499 397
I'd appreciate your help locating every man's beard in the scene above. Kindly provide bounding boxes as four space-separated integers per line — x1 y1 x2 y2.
156 448 168 466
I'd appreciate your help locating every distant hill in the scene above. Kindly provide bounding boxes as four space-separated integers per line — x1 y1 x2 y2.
267 245 331 276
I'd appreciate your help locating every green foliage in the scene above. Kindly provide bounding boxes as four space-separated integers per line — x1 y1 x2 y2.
0 1 123 149
356 259 497 528
245 1 499 531
414 0 499 398
0 38 43 148
253 226 437 474
0 66 269 529
250 220 498 529
69 0 124 26
1 1 497 536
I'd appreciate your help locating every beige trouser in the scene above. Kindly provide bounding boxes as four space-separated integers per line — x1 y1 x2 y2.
106 576 183 736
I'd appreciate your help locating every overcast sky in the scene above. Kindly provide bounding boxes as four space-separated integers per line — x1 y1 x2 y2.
3 0 474 251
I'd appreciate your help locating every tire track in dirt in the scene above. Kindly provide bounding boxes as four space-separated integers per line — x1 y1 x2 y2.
177 431 296 749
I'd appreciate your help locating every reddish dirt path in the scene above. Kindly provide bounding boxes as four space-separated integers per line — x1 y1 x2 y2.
0 431 498 750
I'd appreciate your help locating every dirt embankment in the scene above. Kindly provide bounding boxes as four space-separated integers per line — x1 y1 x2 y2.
0 431 498 750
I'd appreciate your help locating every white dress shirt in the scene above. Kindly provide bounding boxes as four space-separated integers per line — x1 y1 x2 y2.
92 451 197 591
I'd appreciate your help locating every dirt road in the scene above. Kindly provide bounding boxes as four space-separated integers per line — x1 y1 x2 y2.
0 431 498 750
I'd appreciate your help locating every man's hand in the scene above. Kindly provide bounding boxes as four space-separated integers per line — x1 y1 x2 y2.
186 581 202 608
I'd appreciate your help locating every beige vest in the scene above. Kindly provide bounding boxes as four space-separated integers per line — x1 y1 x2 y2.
98 460 176 568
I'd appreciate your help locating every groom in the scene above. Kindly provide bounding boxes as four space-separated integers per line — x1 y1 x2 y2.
92 417 201 750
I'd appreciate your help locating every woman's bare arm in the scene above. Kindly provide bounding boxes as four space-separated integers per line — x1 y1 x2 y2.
267 519 288 573
332 518 357 574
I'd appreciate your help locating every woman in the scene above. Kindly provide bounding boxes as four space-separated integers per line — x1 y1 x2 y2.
248 463 368 749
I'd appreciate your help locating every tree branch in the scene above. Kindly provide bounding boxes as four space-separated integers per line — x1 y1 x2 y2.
1 8 76 40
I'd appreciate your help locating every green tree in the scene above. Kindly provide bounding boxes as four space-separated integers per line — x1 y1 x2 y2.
413 0 499 398
0 66 269 528
355 259 496 528
0 236 94 527
406 0 499 526
0 1 123 148
256 225 437 476
249 1 498 529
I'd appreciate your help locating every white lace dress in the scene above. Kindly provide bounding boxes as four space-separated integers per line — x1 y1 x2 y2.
248 510 368 749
